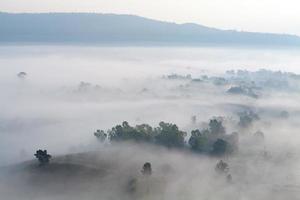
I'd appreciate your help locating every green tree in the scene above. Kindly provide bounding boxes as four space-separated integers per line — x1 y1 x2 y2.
212 139 228 156
109 121 153 142
188 129 209 152
155 122 187 148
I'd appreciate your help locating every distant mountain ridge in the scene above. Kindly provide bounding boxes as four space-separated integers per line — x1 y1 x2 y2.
0 12 300 46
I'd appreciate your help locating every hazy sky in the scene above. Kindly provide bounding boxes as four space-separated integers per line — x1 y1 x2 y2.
1 0 300 35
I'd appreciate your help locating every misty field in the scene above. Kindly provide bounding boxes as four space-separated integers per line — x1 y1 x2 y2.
1 46 300 200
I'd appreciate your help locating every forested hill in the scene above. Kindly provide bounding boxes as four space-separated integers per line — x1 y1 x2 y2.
1 12 300 46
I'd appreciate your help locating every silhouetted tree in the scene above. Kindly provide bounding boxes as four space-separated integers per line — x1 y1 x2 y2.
215 160 233 182
215 160 229 174
77 81 92 92
34 149 51 165
141 162 152 176
191 115 197 124
17 72 27 79
226 174 233 183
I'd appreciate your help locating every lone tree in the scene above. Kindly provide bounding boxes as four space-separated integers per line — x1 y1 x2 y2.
215 160 229 174
141 162 152 176
215 160 232 183
34 149 51 165
17 72 27 79
191 115 197 125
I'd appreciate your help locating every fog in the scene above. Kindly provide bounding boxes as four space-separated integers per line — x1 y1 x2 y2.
1 45 300 199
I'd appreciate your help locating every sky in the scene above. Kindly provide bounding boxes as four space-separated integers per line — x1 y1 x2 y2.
1 0 300 35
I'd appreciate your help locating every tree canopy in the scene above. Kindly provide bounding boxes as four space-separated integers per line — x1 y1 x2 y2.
154 122 186 148
95 118 238 156
34 149 51 165
109 121 154 143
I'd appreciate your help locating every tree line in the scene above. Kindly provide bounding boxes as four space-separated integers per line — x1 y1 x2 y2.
94 118 239 156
